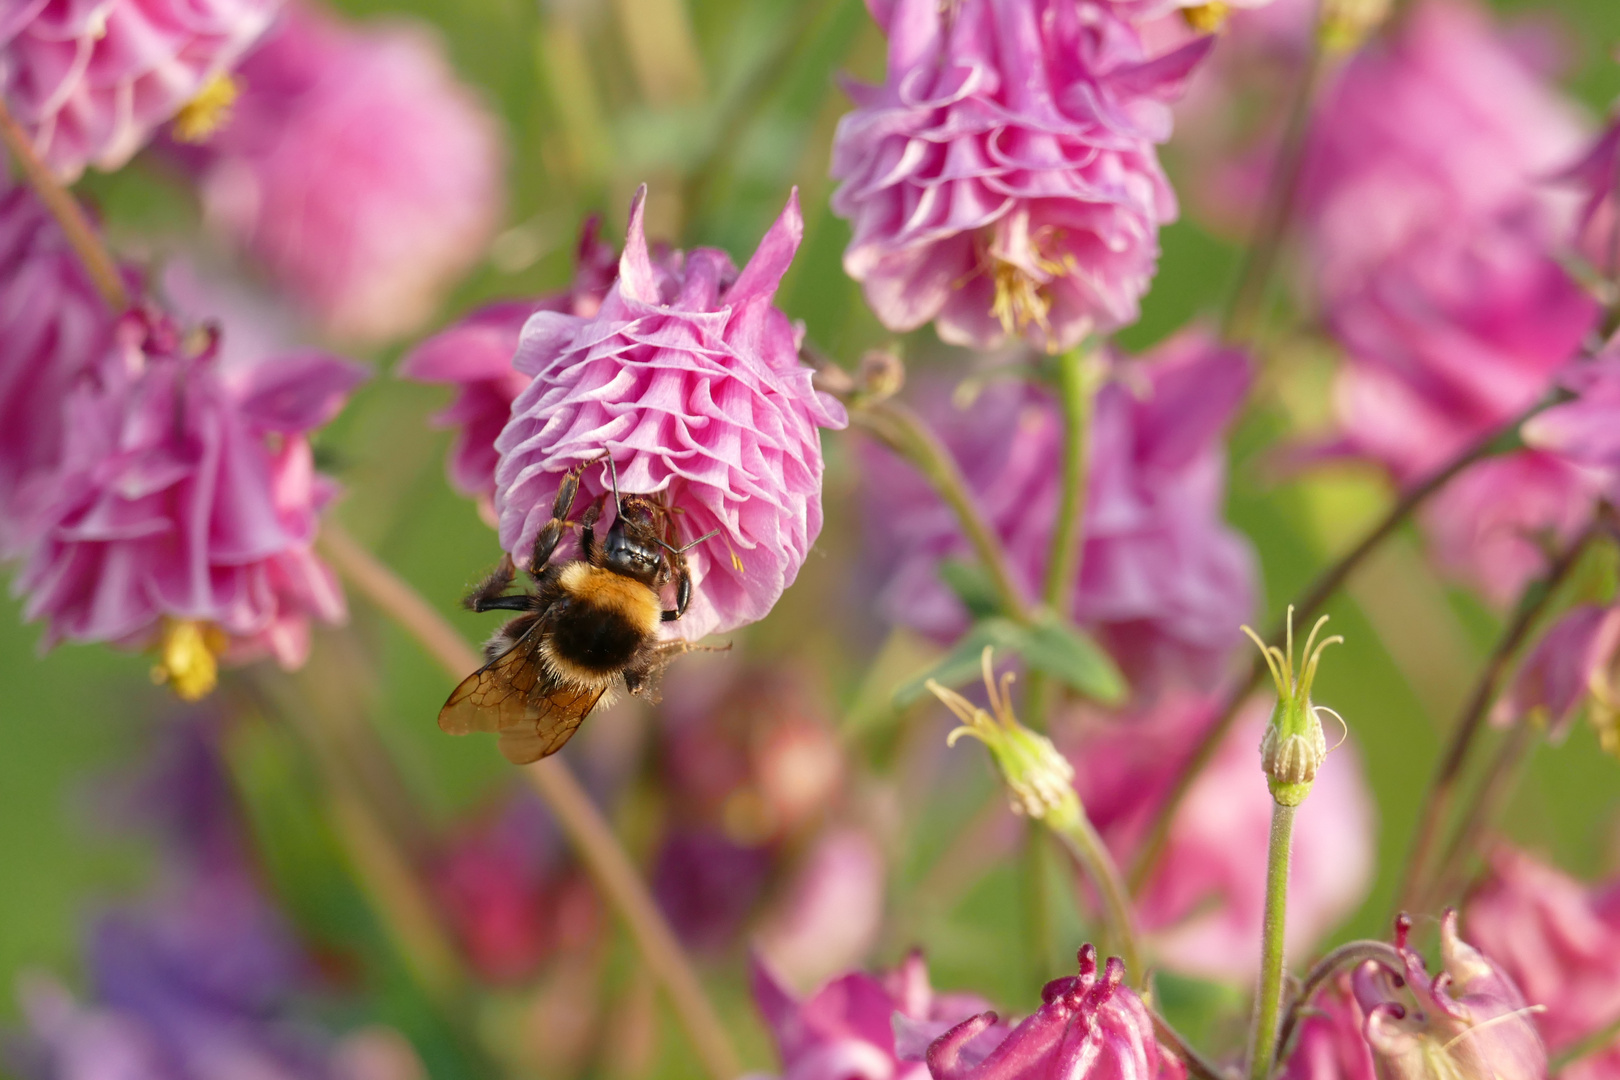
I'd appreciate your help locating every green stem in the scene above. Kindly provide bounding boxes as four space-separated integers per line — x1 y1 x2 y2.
1052 809 1144 985
1043 347 1098 614
1023 821 1057 983
1249 802 1297 1080
1421 721 1535 911
1552 1013 1620 1073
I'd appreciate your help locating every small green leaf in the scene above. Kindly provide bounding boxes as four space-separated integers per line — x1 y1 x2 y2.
1022 617 1127 704
938 559 1004 620
892 617 1026 706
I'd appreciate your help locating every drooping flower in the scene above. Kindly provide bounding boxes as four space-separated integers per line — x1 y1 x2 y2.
1060 693 1375 982
829 0 1213 352
0 0 280 181
1351 912 1545 1080
399 220 619 521
923 945 1173 1080
182 0 504 343
751 951 999 1080
860 328 1254 696
494 186 848 641
1491 605 1620 739
11 303 366 695
1295 0 1602 604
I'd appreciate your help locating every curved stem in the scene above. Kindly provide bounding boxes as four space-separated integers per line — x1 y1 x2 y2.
1552 1014 1620 1074
1155 1010 1238 1080
1275 940 1405 1060
318 523 744 1080
1128 391 1565 894
1248 802 1297 1080
1052 810 1144 986
852 401 1033 624
0 98 130 312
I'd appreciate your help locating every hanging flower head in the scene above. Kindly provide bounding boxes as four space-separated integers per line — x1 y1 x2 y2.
494 186 848 641
830 0 1213 352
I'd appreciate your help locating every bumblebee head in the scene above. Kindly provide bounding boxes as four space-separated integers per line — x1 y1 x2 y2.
601 496 666 584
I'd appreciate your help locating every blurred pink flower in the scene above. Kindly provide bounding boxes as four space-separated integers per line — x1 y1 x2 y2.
0 177 133 553
399 221 618 520
1465 846 1620 1080
1276 978 1377 1080
924 945 1176 1080
188 1 503 343
752 951 998 1080
1523 352 1620 477
0 0 279 180
1491 605 1620 738
1296 0 1602 604
754 828 887 990
11 305 365 677
1061 694 1375 982
1565 116 1620 281
494 186 848 641
829 0 1212 352
860 329 1255 696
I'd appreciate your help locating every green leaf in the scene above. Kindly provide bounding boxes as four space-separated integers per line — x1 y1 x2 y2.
1021 617 1127 705
892 617 1025 706
938 559 1004 620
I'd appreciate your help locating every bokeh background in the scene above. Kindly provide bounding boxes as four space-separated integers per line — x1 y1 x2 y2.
4 0 1620 1073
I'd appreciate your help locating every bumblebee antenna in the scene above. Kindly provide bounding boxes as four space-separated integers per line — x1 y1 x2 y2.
603 452 623 518
657 528 720 555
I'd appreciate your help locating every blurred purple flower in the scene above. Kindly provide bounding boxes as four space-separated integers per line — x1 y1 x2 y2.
0 0 280 180
1491 604 1620 739
1296 0 1602 604
1466 846 1620 1080
495 186 848 641
11 304 365 691
924 945 1173 1080
1061 694 1375 982
754 827 887 990
653 829 774 952
1276 978 1376 1080
399 221 619 522
861 328 1255 696
1523 352 1620 477
752 951 998 1080
830 0 1212 352
185 0 504 343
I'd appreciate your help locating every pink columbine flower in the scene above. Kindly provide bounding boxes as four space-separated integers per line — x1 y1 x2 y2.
399 221 619 521
0 0 279 181
752 951 1000 1080
1061 694 1375 982
1466 847 1620 1080
494 186 848 641
1491 605 1620 738
1296 0 1602 604
11 304 366 696
1352 912 1545 1080
860 328 1255 696
829 0 1213 352
924 946 1175 1080
1277 977 1377 1080
184 1 503 343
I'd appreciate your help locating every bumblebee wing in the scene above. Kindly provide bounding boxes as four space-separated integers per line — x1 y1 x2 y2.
437 626 545 736
496 681 607 764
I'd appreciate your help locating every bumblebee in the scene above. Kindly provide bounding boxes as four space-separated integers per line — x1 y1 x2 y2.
438 454 716 764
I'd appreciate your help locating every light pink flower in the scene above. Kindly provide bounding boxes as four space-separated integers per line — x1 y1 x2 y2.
752 951 998 1080
830 0 1213 351
1491 605 1620 738
188 1 503 343
1466 846 1620 1074
860 329 1255 696
1523 352 1620 477
494 186 848 641
399 221 619 520
1061 694 1375 982
1296 0 1602 603
12 304 366 673
754 828 887 990
0 0 279 180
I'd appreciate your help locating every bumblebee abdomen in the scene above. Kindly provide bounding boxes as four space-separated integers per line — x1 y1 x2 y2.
549 606 647 671
541 563 663 686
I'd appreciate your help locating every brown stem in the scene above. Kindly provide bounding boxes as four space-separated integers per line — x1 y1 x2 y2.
1421 721 1535 912
1274 940 1405 1062
1154 1010 1239 1080
1128 392 1563 894
0 98 130 312
317 522 743 1080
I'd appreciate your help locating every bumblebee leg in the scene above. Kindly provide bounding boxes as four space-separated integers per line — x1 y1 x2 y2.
527 456 601 576
464 553 518 611
660 553 693 623
579 495 606 565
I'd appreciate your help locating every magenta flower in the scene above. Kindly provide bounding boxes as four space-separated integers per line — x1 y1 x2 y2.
186 1 503 343
399 221 619 521
860 328 1254 696
752 951 998 1080
1465 847 1620 1076
1296 0 1602 603
1276 978 1377 1080
830 0 1213 351
494 186 848 641
1061 694 1375 982
0 0 279 181
924 946 1170 1080
1523 352 1620 477
1491 604 1620 738
11 304 365 695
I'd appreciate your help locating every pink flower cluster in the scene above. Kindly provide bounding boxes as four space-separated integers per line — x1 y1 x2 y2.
830 0 1213 352
861 329 1255 696
0 0 279 180
495 187 848 641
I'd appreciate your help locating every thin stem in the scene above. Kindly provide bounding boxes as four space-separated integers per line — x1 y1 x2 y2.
1128 391 1565 894
318 523 744 1080
1395 522 1601 913
1422 721 1536 912
1022 821 1057 983
1043 347 1097 613
0 98 130 312
1552 1013 1620 1073
852 401 1033 624
1275 940 1405 1060
1052 811 1144 985
1155 1010 1239 1080
1249 802 1297 1080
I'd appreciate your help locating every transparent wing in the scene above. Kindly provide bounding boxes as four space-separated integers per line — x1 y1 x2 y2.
495 682 606 764
437 623 606 762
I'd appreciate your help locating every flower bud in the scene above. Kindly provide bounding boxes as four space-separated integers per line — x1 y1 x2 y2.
855 349 906 404
1244 607 1343 806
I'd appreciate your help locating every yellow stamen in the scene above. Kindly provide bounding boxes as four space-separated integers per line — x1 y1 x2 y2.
172 73 242 143
990 260 1054 340
1181 2 1230 32
150 619 227 701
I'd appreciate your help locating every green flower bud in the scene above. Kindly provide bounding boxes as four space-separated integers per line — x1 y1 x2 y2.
1243 607 1344 807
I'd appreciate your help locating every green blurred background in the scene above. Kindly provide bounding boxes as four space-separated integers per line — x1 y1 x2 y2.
5 0 1620 1073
